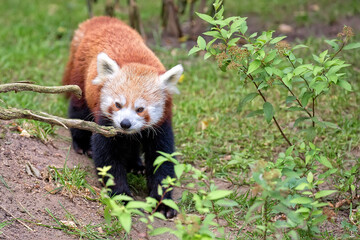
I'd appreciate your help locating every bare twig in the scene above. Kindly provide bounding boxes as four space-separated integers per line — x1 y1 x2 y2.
0 205 34 232
0 106 120 137
0 83 82 99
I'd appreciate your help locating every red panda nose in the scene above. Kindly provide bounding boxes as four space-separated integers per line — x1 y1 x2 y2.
120 119 132 129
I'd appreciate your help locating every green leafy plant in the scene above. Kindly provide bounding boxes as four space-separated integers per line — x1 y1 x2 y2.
97 151 237 239
187 1 359 238
190 0 359 146
246 144 338 239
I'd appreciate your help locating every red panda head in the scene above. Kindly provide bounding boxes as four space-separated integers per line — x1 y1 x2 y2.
92 52 183 134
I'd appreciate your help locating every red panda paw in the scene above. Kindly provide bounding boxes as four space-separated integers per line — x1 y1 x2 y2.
157 203 177 219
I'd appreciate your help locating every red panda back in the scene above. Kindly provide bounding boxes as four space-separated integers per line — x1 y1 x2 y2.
63 16 166 112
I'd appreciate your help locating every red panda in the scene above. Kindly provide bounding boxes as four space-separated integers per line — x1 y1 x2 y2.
62 16 183 218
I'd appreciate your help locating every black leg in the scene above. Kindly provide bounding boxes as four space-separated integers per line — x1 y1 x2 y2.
91 133 133 196
142 119 177 218
68 97 93 156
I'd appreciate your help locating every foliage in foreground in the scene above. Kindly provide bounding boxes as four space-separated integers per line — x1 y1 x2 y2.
94 1 360 239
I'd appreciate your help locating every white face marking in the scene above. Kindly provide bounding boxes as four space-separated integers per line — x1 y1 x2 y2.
113 107 145 133
147 102 164 125
115 95 126 107
134 98 147 109
100 95 113 117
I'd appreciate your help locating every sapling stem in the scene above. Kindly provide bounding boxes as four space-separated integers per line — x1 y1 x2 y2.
249 75 293 147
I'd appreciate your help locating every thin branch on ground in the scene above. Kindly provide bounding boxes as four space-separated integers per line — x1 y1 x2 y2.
0 106 120 137
0 83 82 99
0 83 122 137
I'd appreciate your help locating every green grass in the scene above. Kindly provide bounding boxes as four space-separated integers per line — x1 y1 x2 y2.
1 0 359 239
47 148 96 197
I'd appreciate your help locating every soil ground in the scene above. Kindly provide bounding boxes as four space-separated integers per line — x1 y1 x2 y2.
0 125 182 240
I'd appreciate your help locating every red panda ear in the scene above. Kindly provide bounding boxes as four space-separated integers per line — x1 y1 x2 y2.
92 52 120 85
159 64 183 94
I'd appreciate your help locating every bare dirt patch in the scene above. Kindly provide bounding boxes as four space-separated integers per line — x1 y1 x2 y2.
0 124 103 239
0 123 181 239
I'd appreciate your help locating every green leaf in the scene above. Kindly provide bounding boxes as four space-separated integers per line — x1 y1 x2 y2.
264 50 277 63
247 60 261 74
315 190 337 199
307 172 314 183
286 96 297 104
285 145 295 156
295 182 309 191
112 195 134 202
296 207 310 213
325 39 339 51
287 106 305 112
161 199 179 212
270 36 287 44
343 42 360 50
203 30 222 38
318 156 333 169
263 102 274 123
196 12 215 24
220 29 228 39
204 52 212 60
153 212 167 220
309 142 316 149
238 92 259 111
119 212 131 233
249 32 258 38
150 227 172 236
188 46 201 56
264 67 273 76
337 79 352 91
290 197 313 204
246 109 263 118
126 201 146 209
197 36 206 50
174 164 185 179
300 91 312 106
215 199 239 207
319 50 328 63
319 121 339 129
292 44 308 50
312 82 328 95
227 37 240 46
294 117 310 127
240 22 248 34
207 190 232 200
257 81 268 90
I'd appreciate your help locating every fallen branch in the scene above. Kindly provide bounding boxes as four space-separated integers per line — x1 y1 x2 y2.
0 106 120 137
0 83 82 99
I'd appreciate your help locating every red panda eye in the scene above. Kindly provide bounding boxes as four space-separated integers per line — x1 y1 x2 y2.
115 102 122 109
136 107 144 113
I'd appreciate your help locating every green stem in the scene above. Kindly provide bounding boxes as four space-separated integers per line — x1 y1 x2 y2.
279 78 313 119
330 41 346 61
251 79 293 147
312 98 315 127
286 56 310 89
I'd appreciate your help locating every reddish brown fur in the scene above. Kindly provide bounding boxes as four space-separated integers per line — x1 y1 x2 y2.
62 16 172 123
